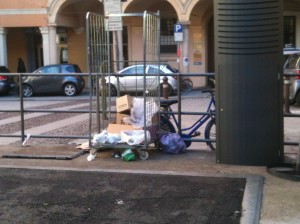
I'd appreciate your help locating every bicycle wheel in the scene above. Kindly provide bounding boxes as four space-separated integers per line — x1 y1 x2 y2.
181 79 193 92
204 119 216 151
160 115 176 133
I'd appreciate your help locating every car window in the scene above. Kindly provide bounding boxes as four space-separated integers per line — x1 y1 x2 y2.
38 66 60 73
63 65 80 73
121 66 144 74
165 64 178 73
285 54 300 69
148 66 161 74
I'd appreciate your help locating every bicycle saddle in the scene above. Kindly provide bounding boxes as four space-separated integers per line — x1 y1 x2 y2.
160 99 178 108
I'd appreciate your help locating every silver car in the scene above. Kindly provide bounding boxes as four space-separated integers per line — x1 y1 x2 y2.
102 64 178 96
283 51 300 105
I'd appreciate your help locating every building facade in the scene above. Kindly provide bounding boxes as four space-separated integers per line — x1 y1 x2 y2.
0 0 299 87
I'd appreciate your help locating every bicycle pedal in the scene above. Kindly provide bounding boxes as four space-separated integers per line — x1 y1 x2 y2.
191 131 201 137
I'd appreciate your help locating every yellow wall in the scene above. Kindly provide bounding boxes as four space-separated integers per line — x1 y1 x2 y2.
67 29 87 72
7 28 27 72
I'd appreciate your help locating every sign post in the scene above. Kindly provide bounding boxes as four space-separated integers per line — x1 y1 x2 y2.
104 0 123 31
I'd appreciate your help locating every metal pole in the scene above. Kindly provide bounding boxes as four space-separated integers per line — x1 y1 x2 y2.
284 76 291 114
19 73 25 142
177 72 182 134
162 76 169 99
296 137 300 172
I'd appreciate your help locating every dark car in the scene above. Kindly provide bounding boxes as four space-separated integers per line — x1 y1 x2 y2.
22 64 85 97
0 66 16 95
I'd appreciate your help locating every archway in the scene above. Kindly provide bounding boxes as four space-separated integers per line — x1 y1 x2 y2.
123 0 179 68
47 0 103 71
189 0 213 86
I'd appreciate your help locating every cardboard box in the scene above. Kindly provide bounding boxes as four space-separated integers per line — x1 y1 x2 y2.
116 95 133 113
116 113 130 124
107 124 141 134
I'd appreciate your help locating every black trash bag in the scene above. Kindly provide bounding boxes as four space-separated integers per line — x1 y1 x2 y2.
159 133 187 154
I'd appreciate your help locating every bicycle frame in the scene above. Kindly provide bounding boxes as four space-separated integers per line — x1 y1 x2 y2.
167 92 216 137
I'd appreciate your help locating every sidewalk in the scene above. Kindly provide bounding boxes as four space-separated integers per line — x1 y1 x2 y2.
0 144 299 223
1 90 300 223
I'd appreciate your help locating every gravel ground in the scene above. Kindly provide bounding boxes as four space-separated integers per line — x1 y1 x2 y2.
11 118 96 146
1 98 101 145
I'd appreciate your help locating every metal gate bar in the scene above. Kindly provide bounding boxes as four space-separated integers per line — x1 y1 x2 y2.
86 11 160 152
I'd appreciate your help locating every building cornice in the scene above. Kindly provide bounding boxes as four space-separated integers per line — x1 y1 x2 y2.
0 9 47 15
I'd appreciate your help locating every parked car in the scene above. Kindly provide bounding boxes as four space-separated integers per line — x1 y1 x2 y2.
283 49 300 105
0 66 16 95
21 64 85 97
102 64 178 96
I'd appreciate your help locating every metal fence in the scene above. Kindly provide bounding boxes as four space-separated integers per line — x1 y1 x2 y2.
1 72 300 150
86 11 161 153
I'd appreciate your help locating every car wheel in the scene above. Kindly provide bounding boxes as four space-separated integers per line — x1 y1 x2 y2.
63 83 77 96
295 91 300 106
107 84 117 97
23 84 33 97
160 83 173 97
181 79 193 92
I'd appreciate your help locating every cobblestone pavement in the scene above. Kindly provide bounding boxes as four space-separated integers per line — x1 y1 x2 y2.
1 89 300 223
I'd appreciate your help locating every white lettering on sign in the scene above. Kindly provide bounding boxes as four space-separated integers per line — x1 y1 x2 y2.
174 24 182 32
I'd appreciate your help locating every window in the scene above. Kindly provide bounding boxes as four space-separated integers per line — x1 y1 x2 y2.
160 18 177 53
39 66 60 73
284 16 296 48
121 66 144 74
148 66 161 74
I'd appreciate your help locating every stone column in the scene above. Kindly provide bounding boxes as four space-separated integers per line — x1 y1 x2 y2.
48 26 58 64
39 27 50 65
0 27 8 66
113 31 124 71
180 22 190 74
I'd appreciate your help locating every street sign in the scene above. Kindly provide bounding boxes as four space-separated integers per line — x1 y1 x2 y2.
103 0 123 31
174 24 183 42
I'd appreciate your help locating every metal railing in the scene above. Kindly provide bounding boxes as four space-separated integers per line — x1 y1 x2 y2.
0 72 299 148
0 73 92 143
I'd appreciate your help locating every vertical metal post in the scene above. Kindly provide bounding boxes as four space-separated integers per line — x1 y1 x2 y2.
177 72 182 135
296 138 300 172
19 73 25 142
162 76 169 99
284 76 291 114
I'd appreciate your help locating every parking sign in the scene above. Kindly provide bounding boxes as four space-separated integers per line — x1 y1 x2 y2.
174 24 183 42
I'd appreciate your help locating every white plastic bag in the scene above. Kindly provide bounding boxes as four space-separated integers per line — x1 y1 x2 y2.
92 130 108 147
92 130 121 146
128 98 158 128
120 130 150 145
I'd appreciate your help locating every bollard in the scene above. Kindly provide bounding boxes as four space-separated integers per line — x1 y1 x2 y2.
162 76 169 99
284 77 291 114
